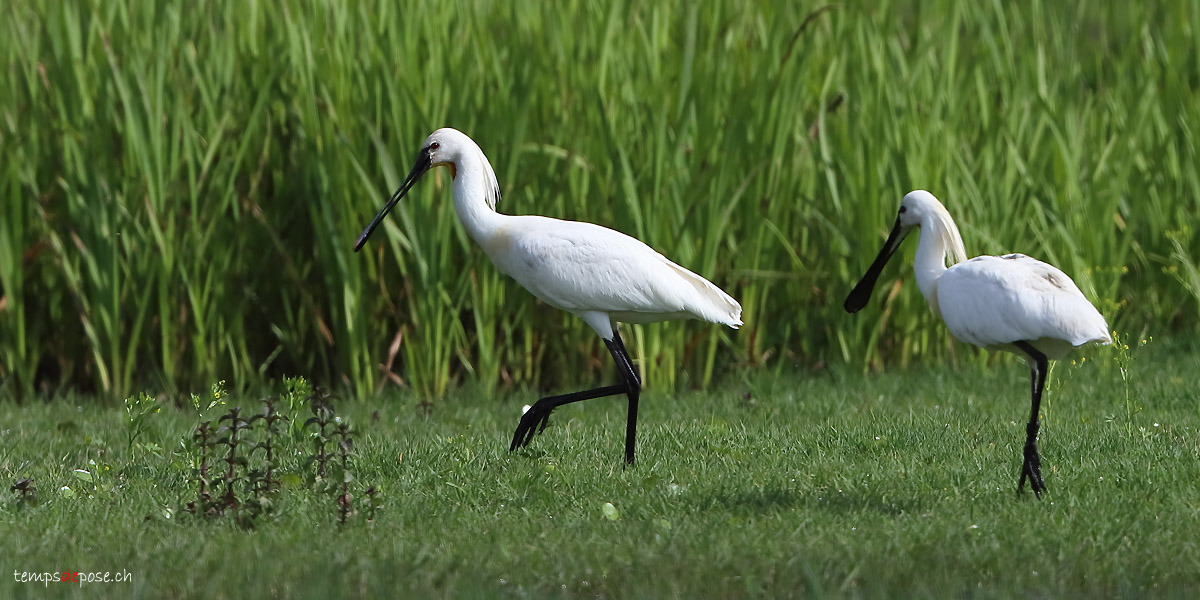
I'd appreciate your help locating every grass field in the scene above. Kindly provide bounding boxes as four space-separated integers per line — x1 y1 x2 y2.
3 337 1198 598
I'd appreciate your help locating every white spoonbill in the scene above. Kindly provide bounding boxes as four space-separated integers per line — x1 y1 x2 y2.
354 128 742 464
844 190 1111 497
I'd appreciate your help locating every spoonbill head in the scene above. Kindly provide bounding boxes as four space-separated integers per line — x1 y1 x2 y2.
355 128 498 252
355 128 742 465
844 190 1111 497
844 190 967 316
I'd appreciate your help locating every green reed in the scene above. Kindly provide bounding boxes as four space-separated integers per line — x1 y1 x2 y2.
0 0 1196 399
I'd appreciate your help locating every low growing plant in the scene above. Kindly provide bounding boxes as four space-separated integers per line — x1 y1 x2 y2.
181 381 378 527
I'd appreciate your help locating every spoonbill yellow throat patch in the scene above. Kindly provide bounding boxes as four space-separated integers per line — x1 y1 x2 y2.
844 190 1111 498
355 128 742 464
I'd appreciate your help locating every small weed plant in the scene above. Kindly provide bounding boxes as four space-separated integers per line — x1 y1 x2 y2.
1107 332 1153 437
183 381 378 528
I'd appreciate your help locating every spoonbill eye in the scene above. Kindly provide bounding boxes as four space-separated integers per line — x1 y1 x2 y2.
430 142 440 151
898 205 907 213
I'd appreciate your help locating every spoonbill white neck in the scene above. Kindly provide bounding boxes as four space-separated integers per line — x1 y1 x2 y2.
434 128 505 243
904 191 968 314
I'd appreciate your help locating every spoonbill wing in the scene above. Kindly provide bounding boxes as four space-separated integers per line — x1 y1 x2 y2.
492 217 742 328
937 254 1111 358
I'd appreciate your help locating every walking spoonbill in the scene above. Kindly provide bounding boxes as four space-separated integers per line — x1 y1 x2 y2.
354 128 742 464
843 190 1111 497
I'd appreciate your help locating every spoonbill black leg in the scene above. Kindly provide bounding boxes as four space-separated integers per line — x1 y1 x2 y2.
1014 341 1048 498
610 330 641 464
510 330 643 464
612 329 641 386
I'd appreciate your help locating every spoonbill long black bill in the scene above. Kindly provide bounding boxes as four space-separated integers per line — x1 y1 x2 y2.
354 128 742 465
844 190 1111 498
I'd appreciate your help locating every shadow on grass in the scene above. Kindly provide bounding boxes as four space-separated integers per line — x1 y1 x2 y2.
689 484 915 518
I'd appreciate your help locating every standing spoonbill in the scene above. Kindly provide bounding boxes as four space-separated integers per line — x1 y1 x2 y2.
354 128 742 464
843 190 1111 497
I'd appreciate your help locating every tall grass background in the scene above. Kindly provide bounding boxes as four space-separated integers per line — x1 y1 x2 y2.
1 0 1197 400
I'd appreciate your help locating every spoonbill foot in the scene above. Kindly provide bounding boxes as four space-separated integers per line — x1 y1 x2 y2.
510 400 554 451
1017 440 1046 498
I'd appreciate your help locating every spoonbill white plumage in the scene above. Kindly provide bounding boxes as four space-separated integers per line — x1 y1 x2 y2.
844 190 1111 497
354 128 742 464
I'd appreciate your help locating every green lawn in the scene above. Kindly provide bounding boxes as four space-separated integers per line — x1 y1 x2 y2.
3 337 1199 598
